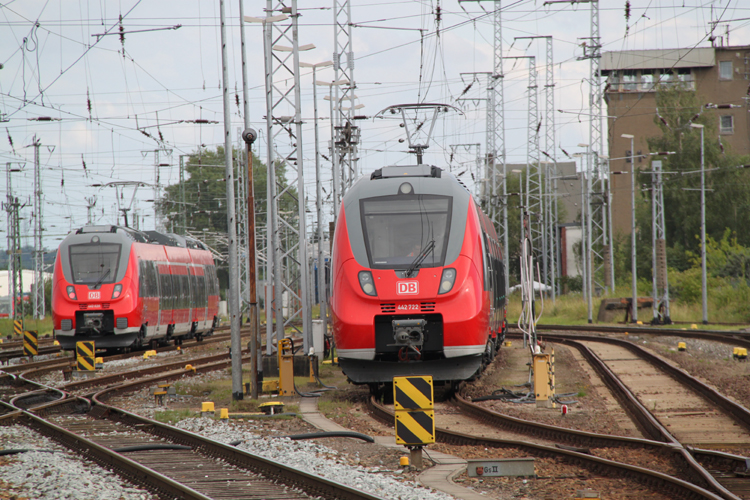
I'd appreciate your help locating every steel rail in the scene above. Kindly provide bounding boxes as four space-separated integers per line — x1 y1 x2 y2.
367 396 725 500
508 332 747 500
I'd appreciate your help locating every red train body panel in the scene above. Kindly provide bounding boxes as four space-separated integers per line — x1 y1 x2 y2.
52 225 220 350
330 165 506 384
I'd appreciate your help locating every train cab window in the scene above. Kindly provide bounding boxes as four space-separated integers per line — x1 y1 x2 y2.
360 195 452 269
69 243 121 285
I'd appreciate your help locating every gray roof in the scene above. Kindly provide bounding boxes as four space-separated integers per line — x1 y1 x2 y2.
601 48 715 71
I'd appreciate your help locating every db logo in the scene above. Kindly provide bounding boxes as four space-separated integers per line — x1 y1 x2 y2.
396 281 419 295
88 291 101 300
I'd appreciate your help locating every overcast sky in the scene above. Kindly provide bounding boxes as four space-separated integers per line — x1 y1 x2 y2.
2 0 748 248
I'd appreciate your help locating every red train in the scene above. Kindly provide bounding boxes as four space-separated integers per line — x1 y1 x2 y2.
52 225 220 350
330 164 506 387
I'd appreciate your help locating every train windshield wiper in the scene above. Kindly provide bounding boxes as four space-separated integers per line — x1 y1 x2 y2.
405 240 435 278
93 268 110 288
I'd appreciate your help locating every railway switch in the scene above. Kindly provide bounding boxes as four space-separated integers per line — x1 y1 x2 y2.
278 338 295 396
678 342 687 351
533 353 553 408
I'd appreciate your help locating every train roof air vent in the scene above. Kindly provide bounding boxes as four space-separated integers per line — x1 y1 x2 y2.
371 165 442 180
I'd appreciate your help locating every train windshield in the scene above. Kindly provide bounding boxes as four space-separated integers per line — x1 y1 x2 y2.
69 243 121 285
361 195 452 269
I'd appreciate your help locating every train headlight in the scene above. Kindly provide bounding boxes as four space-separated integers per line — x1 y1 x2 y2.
399 182 413 195
112 284 123 299
66 285 77 300
358 271 377 296
438 268 456 294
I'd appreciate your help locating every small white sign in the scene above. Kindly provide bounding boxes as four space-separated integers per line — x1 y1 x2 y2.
397 281 419 295
88 291 101 300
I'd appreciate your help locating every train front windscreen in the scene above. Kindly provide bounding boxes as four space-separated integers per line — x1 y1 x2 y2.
68 242 121 285
360 194 452 269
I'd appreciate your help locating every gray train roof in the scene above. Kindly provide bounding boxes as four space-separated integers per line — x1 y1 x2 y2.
341 165 473 268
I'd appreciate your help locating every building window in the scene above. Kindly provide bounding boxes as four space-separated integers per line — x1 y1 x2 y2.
622 70 637 91
720 115 734 134
658 69 673 86
640 69 654 90
676 68 693 88
719 61 733 80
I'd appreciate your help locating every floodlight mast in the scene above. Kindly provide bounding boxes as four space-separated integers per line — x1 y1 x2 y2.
374 103 462 164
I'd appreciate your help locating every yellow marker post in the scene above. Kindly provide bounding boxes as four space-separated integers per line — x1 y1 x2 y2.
23 330 38 357
76 341 95 371
393 375 435 470
13 320 23 337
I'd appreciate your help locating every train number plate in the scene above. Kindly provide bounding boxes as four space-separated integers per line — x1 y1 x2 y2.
88 291 101 300
397 304 419 311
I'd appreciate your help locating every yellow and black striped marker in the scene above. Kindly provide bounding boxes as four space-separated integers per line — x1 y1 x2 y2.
76 341 96 371
394 376 435 446
14 320 23 337
23 330 38 356
395 409 435 445
394 376 434 410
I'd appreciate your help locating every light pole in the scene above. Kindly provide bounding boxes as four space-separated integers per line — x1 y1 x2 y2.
622 134 637 323
690 123 708 324
575 143 592 324
301 60 333 353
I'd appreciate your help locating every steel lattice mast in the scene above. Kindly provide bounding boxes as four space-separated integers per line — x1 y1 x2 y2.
651 160 671 324
545 0 612 308
460 0 508 292
32 138 45 319
516 35 558 300
260 0 312 353
333 0 358 196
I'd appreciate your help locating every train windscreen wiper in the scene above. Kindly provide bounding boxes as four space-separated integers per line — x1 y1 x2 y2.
405 240 435 278
93 268 110 288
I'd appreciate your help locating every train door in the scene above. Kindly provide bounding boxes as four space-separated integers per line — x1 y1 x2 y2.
187 267 196 328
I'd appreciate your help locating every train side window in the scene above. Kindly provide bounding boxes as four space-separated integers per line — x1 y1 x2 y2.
139 261 147 297
197 275 206 307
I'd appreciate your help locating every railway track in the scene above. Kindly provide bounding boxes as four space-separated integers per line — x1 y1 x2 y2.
1 349 382 500
361 330 750 500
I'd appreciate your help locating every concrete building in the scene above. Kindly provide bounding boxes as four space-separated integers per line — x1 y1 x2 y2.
602 45 750 235
506 161 584 278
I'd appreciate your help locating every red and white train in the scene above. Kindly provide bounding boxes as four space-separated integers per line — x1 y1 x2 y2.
330 164 507 387
52 225 220 350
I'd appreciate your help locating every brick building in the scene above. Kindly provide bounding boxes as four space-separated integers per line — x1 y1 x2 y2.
602 45 750 235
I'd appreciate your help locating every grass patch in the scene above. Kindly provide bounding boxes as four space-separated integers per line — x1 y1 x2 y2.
153 409 195 424
174 378 234 400
0 317 54 337
318 397 354 419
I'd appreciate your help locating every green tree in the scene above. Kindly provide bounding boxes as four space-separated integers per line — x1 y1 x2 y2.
646 86 750 255
158 146 297 291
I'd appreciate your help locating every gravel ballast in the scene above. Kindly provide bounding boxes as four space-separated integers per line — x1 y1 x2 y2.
176 417 458 500
0 425 156 500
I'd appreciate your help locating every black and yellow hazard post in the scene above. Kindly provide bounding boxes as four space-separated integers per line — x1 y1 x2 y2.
393 375 435 470
533 353 553 408
277 338 295 396
23 330 38 357
13 320 23 337
76 341 95 371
